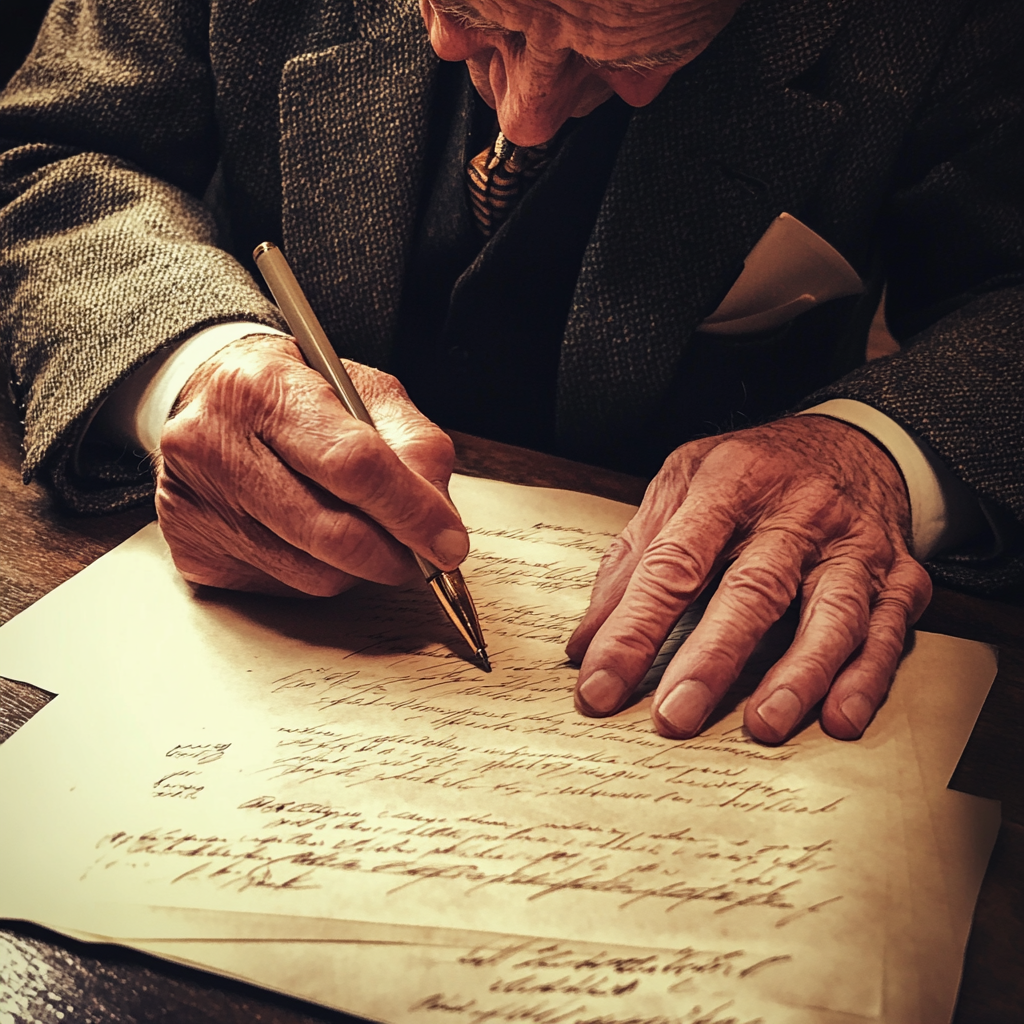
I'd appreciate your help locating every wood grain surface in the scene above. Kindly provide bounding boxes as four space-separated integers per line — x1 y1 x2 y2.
0 392 1021 1022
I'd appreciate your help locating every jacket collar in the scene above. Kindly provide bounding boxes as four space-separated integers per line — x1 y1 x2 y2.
557 0 856 462
278 0 438 369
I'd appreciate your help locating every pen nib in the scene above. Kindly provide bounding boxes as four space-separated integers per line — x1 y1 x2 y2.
477 649 492 673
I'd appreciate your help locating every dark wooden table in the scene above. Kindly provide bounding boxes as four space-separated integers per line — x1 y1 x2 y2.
1 392 1021 1023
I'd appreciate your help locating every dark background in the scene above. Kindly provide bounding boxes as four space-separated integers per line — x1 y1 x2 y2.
2 0 51 88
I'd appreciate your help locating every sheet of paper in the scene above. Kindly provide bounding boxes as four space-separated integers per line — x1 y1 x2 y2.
40 639 991 1024
42 924 824 1024
900 635 1001 938
26 630 994 1024
25 906 851 1021
0 476 998 1022
133 934 825 1024
10 631 994 1024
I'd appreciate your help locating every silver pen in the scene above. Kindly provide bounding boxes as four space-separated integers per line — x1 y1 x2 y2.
254 241 490 671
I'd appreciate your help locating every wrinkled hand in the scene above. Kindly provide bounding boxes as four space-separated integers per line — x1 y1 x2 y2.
567 417 932 743
154 334 468 596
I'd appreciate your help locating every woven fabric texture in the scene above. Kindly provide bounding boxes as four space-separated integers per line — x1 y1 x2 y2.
0 0 1022 592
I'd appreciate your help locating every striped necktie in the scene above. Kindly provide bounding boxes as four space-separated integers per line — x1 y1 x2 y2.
466 130 552 239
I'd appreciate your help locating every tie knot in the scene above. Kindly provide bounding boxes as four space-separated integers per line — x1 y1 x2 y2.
492 131 516 165
467 131 553 238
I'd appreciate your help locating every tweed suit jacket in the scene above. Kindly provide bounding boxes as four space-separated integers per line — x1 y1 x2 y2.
0 0 1022 595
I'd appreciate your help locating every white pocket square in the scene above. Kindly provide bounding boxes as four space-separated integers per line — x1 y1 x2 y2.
698 212 864 335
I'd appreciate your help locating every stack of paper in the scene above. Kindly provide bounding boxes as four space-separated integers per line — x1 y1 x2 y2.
0 476 999 1023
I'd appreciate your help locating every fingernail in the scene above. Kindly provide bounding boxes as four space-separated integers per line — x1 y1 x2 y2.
431 528 470 567
577 669 626 715
839 692 874 734
654 679 714 737
755 687 803 738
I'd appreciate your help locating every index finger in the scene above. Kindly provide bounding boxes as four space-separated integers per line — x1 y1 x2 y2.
574 494 737 717
261 366 470 570
567 437 722 663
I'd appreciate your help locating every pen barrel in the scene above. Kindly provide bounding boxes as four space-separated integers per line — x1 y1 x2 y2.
253 241 487 668
415 555 486 655
253 242 374 427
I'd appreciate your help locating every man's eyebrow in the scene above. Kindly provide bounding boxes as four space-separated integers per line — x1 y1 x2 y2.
430 0 507 32
428 0 697 72
581 43 700 72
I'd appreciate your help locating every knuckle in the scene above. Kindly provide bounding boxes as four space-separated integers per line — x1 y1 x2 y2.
865 601 910 653
603 625 662 665
389 487 447 537
349 361 404 398
810 581 870 626
663 443 697 474
859 632 906 678
810 554 875 594
308 512 375 567
883 558 933 612
872 619 907 658
905 560 934 607
657 435 721 483
155 481 207 536
373 368 403 394
687 643 746 682
404 431 458 489
217 343 286 398
839 520 890 558
324 429 391 501
636 539 707 601
428 429 457 470
158 415 203 465
170 544 238 588
723 558 798 612
179 567 239 590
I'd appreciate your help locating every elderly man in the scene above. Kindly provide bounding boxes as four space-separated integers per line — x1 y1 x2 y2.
1 0 1021 744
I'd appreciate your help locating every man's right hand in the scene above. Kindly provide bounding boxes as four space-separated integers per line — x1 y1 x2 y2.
154 334 469 596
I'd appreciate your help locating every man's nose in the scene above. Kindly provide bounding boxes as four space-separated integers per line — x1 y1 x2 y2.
486 41 592 146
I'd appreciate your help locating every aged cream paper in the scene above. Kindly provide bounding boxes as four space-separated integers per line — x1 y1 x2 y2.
134 934 820 1024
87 633 997 1024
38 637 993 1024
0 476 998 1022
895 636 1000 1023
13 631 994 1024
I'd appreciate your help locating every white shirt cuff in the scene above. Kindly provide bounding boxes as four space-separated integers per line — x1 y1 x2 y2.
796 399 986 561
90 322 288 456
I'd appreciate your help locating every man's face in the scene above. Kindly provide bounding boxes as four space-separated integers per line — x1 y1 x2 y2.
421 0 743 145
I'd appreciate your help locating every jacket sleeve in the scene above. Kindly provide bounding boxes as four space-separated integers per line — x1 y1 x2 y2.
800 0 1024 598
0 0 284 514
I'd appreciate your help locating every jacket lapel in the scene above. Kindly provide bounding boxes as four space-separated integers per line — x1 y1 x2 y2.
557 0 854 464
279 0 438 369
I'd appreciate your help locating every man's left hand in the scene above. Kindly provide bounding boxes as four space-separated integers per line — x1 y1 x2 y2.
566 416 933 743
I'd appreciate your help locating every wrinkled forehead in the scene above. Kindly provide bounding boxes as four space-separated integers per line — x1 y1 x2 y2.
450 0 736 61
